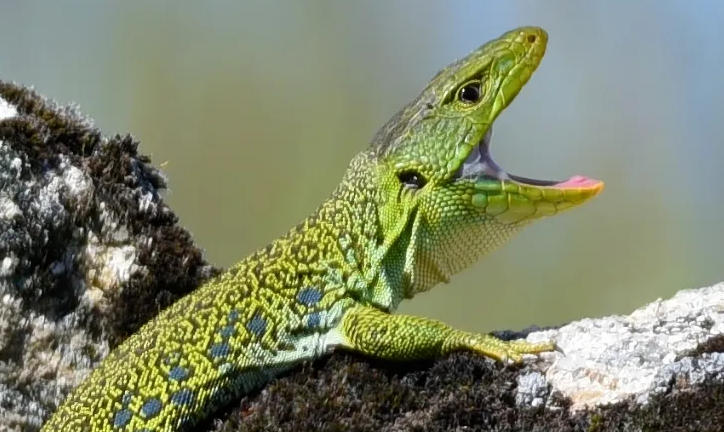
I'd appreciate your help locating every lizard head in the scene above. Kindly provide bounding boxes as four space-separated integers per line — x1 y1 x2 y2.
367 26 604 297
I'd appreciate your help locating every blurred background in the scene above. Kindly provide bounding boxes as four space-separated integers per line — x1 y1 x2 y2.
1 1 722 334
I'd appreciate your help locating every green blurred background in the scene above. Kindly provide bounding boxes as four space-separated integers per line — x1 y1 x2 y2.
1 1 722 334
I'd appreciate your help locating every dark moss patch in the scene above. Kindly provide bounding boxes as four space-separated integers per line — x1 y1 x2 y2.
581 376 724 432
190 346 724 432
198 352 575 432
680 333 724 359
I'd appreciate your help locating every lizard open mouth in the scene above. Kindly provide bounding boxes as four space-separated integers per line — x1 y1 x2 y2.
457 127 602 190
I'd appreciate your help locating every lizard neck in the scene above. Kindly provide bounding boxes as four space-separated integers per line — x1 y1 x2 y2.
236 151 406 315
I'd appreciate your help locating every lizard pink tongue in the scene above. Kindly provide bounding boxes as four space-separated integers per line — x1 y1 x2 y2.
555 175 604 190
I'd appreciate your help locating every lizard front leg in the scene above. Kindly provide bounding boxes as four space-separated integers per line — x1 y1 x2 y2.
333 305 556 363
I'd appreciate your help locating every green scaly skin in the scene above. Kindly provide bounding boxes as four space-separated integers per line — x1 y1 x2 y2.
41 26 603 432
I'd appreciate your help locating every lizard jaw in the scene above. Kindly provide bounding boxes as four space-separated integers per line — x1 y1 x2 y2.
457 126 603 191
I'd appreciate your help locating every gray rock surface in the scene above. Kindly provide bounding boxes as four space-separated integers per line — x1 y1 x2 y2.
0 79 722 432
521 283 724 410
0 80 219 432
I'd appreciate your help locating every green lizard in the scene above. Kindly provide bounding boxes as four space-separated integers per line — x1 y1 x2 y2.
41 26 603 432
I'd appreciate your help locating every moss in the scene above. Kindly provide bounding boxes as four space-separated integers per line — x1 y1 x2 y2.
200 352 574 432
199 346 723 432
680 333 724 359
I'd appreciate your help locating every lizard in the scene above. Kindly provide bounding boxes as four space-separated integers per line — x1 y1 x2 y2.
40 26 603 432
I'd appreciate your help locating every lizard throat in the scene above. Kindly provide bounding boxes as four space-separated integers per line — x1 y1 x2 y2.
456 126 601 190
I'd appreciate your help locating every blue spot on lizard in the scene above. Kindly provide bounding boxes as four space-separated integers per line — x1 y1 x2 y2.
140 398 163 419
209 342 231 358
297 287 323 306
113 409 132 428
219 324 236 339
307 312 321 328
228 309 240 322
168 366 189 381
171 388 195 406
245 313 267 337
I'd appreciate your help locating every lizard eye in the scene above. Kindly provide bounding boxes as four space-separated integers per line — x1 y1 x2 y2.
397 170 427 189
457 80 483 104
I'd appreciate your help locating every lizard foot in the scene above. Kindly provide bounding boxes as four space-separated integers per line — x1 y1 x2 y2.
456 332 558 364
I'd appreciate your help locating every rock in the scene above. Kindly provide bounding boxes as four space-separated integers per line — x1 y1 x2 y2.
0 80 219 432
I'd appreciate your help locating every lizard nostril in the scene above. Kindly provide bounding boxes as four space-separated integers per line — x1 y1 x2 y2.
526 34 537 43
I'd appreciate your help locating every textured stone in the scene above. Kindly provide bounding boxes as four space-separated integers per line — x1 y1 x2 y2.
0 80 219 432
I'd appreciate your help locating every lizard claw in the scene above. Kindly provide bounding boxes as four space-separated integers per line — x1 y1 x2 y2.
462 333 558 364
